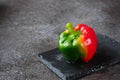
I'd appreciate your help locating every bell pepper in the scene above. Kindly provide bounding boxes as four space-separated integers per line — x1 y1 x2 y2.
58 23 98 63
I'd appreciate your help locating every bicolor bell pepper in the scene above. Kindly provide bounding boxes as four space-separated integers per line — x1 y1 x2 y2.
58 23 98 63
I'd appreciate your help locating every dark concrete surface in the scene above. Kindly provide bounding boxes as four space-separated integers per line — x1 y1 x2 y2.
0 0 120 80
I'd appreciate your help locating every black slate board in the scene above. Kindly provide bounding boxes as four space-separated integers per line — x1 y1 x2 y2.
38 34 120 80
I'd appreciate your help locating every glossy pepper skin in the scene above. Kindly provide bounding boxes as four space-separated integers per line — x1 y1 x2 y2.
58 23 98 63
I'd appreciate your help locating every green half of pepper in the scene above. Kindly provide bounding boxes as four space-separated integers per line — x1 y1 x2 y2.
58 23 86 63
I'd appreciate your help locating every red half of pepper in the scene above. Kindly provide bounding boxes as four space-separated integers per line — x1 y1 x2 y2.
58 23 98 63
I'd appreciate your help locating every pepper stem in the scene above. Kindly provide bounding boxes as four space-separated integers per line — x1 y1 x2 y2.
65 22 74 33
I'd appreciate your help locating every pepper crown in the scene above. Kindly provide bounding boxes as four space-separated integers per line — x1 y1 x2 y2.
65 22 81 39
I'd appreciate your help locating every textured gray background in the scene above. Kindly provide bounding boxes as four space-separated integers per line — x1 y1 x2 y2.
0 0 120 80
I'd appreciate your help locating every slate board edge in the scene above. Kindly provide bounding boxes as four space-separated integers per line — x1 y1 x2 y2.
38 52 120 80
37 55 66 80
